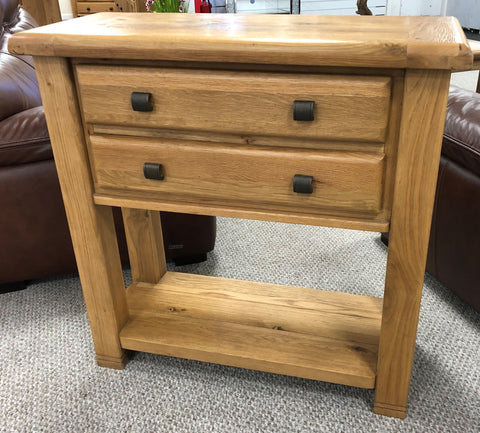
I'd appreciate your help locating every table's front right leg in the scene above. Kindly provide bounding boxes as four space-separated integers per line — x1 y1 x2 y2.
374 69 451 417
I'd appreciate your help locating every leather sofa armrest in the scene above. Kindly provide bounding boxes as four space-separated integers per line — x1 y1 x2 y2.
0 106 52 166
442 85 480 176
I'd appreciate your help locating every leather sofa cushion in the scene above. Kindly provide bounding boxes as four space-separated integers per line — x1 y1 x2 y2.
0 1 41 122
0 106 52 166
0 0 19 23
443 85 480 176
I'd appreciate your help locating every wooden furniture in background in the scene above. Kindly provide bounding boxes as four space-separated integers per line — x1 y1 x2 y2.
20 0 61 25
70 0 146 17
356 0 372 15
9 13 476 419
467 39 480 92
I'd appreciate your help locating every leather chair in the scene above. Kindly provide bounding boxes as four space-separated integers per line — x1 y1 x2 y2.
382 84 480 313
0 0 216 288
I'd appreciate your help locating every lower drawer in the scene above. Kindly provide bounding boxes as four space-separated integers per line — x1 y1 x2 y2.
89 135 385 216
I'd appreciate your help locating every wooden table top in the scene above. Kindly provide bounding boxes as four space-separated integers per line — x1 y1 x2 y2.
9 13 474 70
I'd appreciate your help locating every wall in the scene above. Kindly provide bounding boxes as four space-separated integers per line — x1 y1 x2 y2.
386 0 448 16
59 0 72 18
300 0 386 15
59 0 451 19
447 0 480 28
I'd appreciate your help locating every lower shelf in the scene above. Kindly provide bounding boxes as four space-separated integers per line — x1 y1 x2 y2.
120 272 383 389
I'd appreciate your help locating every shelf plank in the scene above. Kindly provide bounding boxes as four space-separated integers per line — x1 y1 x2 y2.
120 272 382 388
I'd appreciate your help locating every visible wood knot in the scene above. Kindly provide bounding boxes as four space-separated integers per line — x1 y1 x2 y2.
272 325 284 331
352 346 367 352
169 307 177 312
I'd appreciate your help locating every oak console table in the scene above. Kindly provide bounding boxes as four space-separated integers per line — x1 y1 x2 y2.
9 14 476 418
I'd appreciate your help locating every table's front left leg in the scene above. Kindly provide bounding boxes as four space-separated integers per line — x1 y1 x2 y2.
34 56 129 369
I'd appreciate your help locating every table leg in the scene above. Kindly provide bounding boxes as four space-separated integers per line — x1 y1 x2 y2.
34 57 129 369
373 69 451 417
122 208 167 284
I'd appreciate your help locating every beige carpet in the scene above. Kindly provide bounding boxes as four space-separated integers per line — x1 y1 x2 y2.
1 218 479 432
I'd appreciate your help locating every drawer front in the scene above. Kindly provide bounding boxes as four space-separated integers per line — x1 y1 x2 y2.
89 135 385 216
77 2 118 13
77 66 391 143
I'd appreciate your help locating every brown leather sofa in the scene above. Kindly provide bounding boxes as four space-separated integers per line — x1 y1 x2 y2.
0 0 216 288
383 84 480 313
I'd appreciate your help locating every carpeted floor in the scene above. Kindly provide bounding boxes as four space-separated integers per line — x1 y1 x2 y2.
1 217 479 432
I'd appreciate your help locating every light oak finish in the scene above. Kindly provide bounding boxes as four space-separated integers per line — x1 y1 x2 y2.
373 69 451 418
121 272 383 389
9 14 472 70
70 0 78 17
33 56 129 369
467 40 480 92
90 124 386 153
467 39 480 70
121 208 166 284
10 14 476 419
89 135 386 217
20 0 61 25
76 2 120 13
71 0 146 18
95 191 391 232
76 66 391 143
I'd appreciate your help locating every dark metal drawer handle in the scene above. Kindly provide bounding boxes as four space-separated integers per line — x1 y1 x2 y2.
293 100 315 121
293 174 313 194
143 163 164 180
131 92 153 112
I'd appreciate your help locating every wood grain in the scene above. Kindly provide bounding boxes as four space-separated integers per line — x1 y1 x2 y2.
91 124 386 153
468 40 480 90
71 0 146 18
70 0 78 18
127 272 383 346
470 40 480 68
76 2 120 13
121 208 166 284
380 75 404 223
76 66 391 143
94 191 391 232
20 0 61 26
373 69 451 418
24 16 459 418
9 15 472 71
89 135 386 217
33 57 129 369
120 272 383 388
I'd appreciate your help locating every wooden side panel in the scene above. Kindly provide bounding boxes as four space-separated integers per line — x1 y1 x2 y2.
373 69 451 418
33 56 129 369
122 208 166 284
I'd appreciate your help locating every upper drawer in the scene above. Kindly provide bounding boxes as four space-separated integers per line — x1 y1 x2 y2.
76 66 391 143
76 2 119 13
